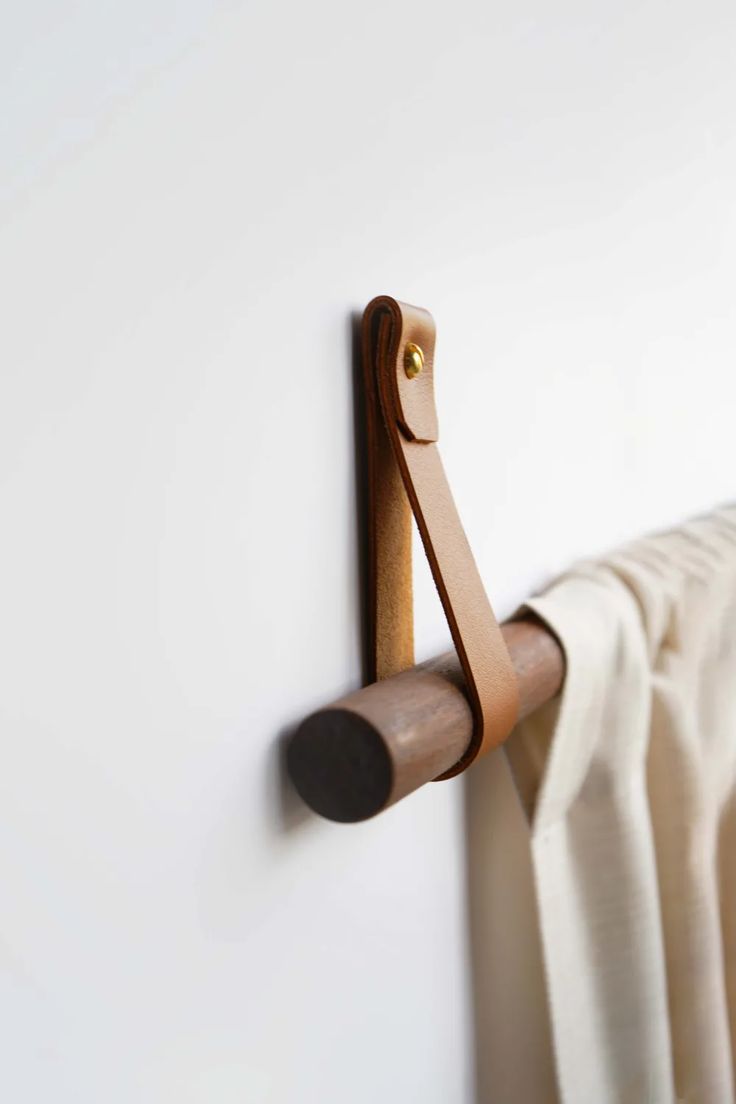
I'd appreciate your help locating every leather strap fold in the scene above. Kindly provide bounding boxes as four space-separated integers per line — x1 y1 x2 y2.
362 296 518 777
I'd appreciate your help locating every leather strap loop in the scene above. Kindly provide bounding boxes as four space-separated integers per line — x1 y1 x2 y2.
362 295 519 777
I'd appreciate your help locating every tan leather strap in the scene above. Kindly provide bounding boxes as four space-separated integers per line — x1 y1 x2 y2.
362 296 518 777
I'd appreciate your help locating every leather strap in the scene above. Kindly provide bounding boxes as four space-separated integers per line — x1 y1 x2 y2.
362 296 518 777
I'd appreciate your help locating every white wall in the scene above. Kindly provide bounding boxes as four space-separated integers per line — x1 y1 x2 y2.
1 2 734 1101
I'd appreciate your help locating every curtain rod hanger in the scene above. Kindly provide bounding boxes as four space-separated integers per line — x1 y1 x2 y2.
288 617 564 822
287 296 565 822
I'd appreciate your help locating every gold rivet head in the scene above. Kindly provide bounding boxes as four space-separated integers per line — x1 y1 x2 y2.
404 342 424 379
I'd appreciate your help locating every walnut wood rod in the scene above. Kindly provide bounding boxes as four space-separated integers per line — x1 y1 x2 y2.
287 616 565 823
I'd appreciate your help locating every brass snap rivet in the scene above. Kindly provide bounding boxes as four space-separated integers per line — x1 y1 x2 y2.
404 342 424 379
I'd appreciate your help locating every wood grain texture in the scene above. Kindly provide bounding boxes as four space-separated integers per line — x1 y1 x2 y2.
287 615 565 822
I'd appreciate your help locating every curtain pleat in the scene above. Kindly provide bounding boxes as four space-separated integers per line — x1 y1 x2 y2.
494 506 736 1103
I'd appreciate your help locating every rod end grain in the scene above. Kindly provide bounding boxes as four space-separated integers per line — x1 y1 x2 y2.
287 709 393 823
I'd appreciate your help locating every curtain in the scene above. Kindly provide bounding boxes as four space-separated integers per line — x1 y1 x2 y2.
495 506 736 1103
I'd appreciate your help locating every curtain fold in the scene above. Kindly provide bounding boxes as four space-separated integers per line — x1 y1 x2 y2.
497 506 736 1104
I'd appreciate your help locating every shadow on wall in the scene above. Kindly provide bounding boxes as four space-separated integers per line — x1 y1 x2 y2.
271 725 314 833
349 309 371 685
268 309 368 837
464 748 558 1103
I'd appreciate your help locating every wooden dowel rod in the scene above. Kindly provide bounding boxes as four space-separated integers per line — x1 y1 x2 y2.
287 616 565 822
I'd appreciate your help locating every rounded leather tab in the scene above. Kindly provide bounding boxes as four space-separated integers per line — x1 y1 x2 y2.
392 308 439 443
362 295 519 774
369 296 439 443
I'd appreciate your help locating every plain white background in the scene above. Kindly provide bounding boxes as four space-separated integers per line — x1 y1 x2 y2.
1 1 735 1101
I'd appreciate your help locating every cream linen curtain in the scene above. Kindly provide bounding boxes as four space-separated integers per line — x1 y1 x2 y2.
499 506 736 1104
